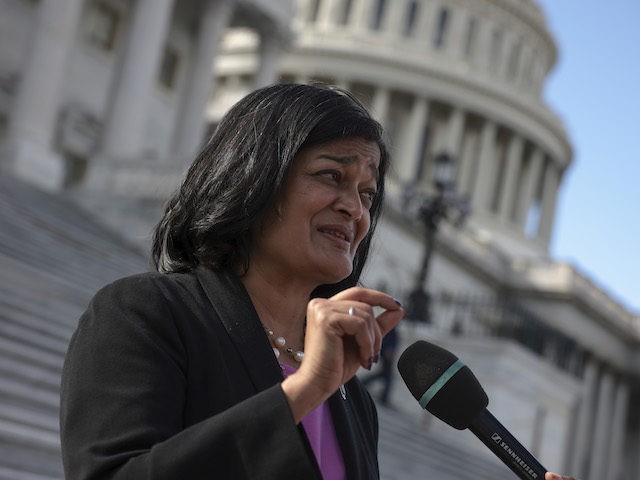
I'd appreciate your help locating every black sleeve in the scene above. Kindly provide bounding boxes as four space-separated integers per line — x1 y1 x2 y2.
60 276 319 480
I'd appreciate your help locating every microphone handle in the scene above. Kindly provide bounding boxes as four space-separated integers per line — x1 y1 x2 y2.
468 409 547 480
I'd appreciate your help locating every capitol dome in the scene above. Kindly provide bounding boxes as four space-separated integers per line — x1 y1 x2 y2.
213 0 572 258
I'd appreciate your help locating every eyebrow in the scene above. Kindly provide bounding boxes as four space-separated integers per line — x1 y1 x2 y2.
319 154 380 182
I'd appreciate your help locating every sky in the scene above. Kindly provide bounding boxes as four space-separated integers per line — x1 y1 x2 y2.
534 0 640 314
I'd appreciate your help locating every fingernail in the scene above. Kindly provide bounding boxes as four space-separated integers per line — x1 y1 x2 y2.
394 298 402 306
367 356 373 370
373 353 380 364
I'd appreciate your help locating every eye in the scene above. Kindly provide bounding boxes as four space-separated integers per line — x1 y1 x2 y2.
360 190 378 208
317 170 341 182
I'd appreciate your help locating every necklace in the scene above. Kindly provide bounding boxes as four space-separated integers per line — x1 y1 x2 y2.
263 326 304 363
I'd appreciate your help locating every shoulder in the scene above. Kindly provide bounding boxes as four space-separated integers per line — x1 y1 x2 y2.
80 271 210 338
83 268 244 333
96 270 189 294
91 270 204 308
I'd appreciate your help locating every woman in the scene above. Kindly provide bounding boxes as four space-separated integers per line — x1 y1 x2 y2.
61 83 401 479
60 83 575 480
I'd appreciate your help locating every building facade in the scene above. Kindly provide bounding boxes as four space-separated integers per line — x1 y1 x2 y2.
0 0 639 479
0 0 293 240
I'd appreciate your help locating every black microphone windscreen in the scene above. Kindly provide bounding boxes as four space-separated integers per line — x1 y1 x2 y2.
397 340 489 430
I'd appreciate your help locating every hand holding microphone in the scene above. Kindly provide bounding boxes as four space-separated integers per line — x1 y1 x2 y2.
397 340 576 480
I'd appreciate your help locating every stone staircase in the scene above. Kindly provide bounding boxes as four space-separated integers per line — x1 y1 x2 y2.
0 173 148 479
377 404 514 480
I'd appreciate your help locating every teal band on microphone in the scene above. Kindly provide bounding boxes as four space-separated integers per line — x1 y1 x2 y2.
419 359 465 409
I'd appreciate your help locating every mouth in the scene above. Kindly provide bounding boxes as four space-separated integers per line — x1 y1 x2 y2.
318 225 353 247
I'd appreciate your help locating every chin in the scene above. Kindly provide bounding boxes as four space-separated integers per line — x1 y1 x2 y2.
318 265 354 286
310 252 356 284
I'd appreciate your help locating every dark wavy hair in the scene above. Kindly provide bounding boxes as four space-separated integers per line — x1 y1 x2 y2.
151 83 389 298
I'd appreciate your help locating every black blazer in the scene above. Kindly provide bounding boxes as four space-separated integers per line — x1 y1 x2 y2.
60 267 379 479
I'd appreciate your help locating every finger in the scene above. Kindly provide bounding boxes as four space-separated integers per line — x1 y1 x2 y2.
352 304 383 363
341 304 378 368
331 286 401 312
375 305 405 336
545 473 576 480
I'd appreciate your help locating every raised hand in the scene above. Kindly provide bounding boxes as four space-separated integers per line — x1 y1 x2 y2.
282 287 404 423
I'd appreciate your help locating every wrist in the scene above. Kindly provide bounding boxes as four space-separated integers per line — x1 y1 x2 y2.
281 374 329 424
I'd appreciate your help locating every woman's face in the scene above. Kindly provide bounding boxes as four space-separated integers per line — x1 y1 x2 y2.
250 137 381 288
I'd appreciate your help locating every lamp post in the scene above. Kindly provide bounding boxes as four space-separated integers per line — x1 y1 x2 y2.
403 153 470 322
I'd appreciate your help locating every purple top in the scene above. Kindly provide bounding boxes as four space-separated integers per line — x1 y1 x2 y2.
282 363 346 479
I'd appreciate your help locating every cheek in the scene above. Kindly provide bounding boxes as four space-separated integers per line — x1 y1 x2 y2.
353 215 372 249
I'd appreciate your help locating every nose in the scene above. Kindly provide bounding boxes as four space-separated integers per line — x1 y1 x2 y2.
336 185 364 221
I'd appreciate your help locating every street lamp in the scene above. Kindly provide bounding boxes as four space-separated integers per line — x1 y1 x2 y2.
403 152 470 322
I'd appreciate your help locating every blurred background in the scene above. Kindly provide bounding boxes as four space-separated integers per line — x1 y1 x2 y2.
0 1 637 479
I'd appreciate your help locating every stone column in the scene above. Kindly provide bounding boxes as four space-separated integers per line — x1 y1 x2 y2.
569 359 599 477
471 119 497 210
371 86 391 125
382 0 408 37
498 32 517 79
497 132 524 222
447 7 468 57
317 0 338 29
294 73 311 84
414 0 438 43
490 28 507 76
457 128 478 195
473 17 493 71
516 45 532 88
515 147 544 228
253 33 286 89
172 0 234 161
3 0 83 190
350 0 372 31
589 370 615 480
294 0 311 23
99 0 175 162
396 96 429 183
333 78 351 91
538 159 561 243
444 107 464 158
606 380 630 480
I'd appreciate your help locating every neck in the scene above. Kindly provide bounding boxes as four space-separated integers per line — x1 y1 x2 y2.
239 265 312 344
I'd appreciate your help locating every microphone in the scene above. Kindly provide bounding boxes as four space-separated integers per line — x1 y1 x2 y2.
397 340 548 480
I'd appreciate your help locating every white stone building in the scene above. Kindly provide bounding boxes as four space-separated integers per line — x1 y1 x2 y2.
1 0 293 241
0 0 638 479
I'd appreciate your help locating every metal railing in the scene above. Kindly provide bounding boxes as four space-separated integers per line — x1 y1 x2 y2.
407 293 586 377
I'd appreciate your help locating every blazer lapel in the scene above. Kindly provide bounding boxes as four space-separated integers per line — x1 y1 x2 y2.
329 388 364 479
329 381 380 480
195 267 283 392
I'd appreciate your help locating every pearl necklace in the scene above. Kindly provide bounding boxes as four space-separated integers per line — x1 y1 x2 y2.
263 326 304 363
